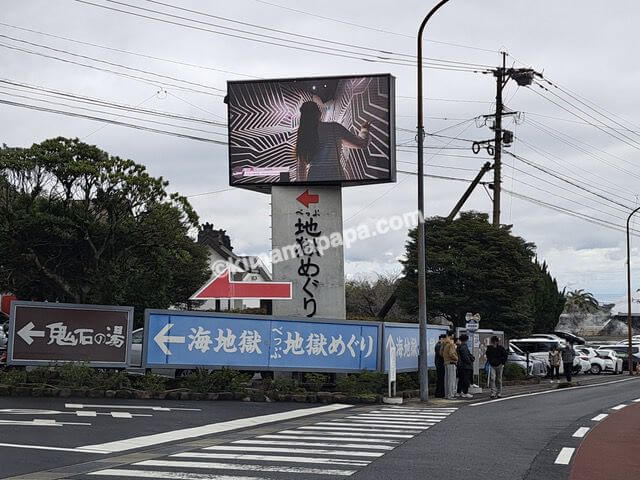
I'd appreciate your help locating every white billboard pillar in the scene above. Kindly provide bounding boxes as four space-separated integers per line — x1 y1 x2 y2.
271 185 346 319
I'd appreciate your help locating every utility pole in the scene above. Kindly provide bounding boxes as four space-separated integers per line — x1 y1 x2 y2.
492 52 506 225
416 0 451 403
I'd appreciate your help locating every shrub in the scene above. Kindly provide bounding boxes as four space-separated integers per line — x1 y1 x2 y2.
26 367 56 385
134 373 168 393
337 371 387 395
304 373 328 392
0 368 28 386
264 377 301 395
180 368 251 393
396 372 419 391
98 370 132 390
504 363 526 381
57 363 99 388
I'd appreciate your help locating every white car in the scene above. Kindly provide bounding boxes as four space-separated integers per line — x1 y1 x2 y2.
575 347 604 374
596 349 624 374
510 338 583 374
573 347 591 374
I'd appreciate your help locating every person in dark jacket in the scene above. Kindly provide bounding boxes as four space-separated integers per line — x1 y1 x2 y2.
434 334 446 398
561 341 576 382
457 334 475 398
486 336 508 398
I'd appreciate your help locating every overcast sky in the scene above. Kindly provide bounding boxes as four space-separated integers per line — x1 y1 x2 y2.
3 0 640 305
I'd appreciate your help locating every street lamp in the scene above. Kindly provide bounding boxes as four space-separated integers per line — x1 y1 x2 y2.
417 0 452 402
626 207 640 375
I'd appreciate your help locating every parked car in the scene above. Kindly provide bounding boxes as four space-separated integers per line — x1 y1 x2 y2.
596 345 640 371
507 344 547 376
129 328 144 367
574 347 602 374
596 349 624 374
0 320 8 352
553 331 586 345
510 338 583 374
573 347 592 374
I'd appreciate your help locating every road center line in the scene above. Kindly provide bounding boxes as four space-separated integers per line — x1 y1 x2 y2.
76 404 351 453
572 427 590 438
611 404 627 410
554 447 575 465
470 377 640 406
591 414 608 421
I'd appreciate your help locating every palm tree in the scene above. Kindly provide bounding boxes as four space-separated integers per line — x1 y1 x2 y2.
564 289 599 313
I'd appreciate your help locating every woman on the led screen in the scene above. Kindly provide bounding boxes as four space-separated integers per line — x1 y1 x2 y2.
296 101 371 182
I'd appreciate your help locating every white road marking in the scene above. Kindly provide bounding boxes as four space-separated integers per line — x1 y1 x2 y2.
111 412 133 419
382 408 457 413
66 404 199 412
203 445 383 457
591 414 608 421
0 442 105 453
281 429 408 439
363 413 449 419
554 447 575 465
633 398 640 403
76 411 97 417
258 434 400 444
133 460 355 476
77 404 351 453
172 452 369 467
298 426 414 436
231 439 394 450
88 469 268 480
0 419 90 427
611 404 627 410
572 427 590 438
318 422 428 430
470 377 640 406
346 416 437 425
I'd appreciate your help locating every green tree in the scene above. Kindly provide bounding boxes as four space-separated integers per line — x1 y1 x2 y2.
564 289 599 313
0 137 210 325
531 260 566 332
345 273 411 322
396 212 538 338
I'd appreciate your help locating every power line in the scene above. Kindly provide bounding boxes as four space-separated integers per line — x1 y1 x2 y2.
73 0 490 73
0 98 227 144
0 41 223 97
0 21 259 78
252 0 499 53
0 33 225 94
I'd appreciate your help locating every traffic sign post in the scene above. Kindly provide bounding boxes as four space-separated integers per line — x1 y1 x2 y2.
7 301 133 368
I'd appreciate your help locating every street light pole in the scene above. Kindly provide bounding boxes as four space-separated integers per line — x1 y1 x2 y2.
417 0 451 402
626 206 640 375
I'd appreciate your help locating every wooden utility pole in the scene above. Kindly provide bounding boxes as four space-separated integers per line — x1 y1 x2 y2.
492 52 506 225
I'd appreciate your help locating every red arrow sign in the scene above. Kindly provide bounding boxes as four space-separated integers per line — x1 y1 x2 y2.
296 189 319 208
190 269 292 300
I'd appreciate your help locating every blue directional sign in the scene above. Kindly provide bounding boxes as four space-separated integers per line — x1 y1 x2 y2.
143 310 381 372
382 323 449 372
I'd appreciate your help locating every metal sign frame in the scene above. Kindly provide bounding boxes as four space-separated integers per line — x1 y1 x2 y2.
381 322 449 373
142 309 383 373
7 301 134 368
227 73 396 192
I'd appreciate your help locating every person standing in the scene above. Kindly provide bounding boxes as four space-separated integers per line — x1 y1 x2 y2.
457 334 475 398
486 336 508 398
548 345 561 382
561 342 576 383
434 334 446 398
442 332 459 400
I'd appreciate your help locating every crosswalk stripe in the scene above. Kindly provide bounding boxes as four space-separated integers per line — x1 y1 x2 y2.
133 460 356 476
258 434 401 444
88 469 268 479
317 422 429 430
203 445 384 457
345 416 436 425
366 412 450 419
231 439 394 450
381 408 457 413
172 452 369 467
298 426 414 436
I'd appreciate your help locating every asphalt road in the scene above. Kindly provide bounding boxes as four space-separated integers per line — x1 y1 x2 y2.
2 376 639 480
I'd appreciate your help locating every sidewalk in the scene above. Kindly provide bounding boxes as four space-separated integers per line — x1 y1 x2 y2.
569 401 640 480
416 374 629 406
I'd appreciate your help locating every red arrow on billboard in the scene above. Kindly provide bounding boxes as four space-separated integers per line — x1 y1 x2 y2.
190 269 292 300
296 189 319 208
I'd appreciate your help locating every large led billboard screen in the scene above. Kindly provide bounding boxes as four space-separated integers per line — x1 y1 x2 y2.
227 74 395 189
